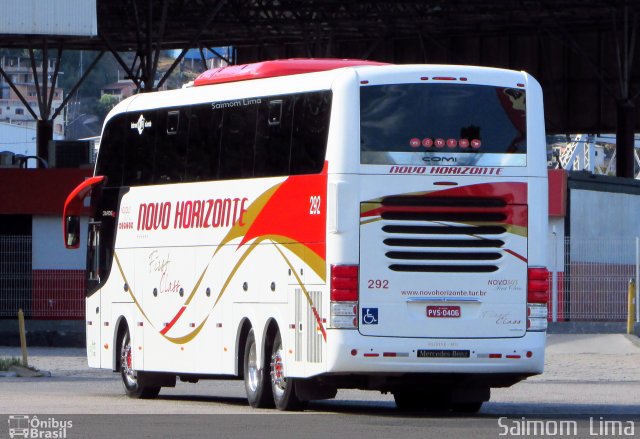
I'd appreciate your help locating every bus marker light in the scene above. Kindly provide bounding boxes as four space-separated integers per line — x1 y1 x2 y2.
364 353 379 357
351 349 358 356
87 321 92 326
289 324 296 329
137 322 143 327
104 322 109 327
138 346 142 351
506 355 521 359
489 353 502 359
360 80 369 84
434 181 458 186
517 83 525 87
432 77 456 81
383 352 396 357
526 351 533 358
460 77 468 81
103 344 109 350
189 323 195 328
420 76 429 80
216 323 223 328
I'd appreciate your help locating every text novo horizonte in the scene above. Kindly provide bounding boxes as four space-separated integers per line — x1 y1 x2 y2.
135 198 248 231
389 165 504 175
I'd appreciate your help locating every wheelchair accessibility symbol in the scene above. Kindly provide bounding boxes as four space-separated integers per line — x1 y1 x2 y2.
362 308 378 325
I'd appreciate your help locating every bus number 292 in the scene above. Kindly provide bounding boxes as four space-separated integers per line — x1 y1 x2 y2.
309 196 321 215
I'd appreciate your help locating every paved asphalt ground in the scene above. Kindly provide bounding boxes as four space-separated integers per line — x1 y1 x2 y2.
1 334 639 438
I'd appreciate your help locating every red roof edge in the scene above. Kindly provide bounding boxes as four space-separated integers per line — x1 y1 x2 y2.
0 168 94 216
193 58 389 86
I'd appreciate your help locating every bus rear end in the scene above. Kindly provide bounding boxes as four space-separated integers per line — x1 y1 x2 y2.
325 65 549 410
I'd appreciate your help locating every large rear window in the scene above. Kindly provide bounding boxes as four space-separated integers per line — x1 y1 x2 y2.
360 83 526 166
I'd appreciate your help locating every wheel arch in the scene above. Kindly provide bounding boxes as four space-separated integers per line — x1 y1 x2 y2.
235 317 253 378
112 315 129 372
261 318 281 366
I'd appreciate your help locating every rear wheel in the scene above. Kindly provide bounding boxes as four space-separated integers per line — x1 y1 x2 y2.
120 327 160 399
393 390 450 412
243 329 274 408
393 391 426 411
451 401 484 413
270 331 305 411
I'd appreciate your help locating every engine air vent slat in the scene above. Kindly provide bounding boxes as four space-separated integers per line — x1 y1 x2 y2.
381 211 506 222
382 225 506 235
389 264 499 273
384 238 504 248
386 251 502 261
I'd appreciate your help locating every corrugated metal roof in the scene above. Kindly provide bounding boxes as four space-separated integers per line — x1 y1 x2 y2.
0 0 96 36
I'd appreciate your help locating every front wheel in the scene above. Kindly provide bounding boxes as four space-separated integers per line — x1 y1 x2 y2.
120 327 160 399
270 331 305 411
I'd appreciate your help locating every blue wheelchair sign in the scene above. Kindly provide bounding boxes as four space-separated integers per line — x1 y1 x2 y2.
362 308 378 325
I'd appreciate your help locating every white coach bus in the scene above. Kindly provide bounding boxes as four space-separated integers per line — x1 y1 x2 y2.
63 59 549 412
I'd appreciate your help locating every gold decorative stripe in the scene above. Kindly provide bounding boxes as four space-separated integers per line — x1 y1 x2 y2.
113 252 155 329
271 241 327 342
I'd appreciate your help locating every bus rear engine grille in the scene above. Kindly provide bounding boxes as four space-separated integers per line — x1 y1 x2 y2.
380 196 510 273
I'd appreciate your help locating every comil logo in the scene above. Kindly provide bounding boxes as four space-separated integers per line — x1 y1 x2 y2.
131 114 152 135
7 415 73 438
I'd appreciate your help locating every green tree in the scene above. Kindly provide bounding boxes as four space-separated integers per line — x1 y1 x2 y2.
93 93 120 120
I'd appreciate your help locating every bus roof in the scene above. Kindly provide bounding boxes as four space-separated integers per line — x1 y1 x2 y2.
193 58 388 86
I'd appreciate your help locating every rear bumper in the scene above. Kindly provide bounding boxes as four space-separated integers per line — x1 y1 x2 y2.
325 330 545 375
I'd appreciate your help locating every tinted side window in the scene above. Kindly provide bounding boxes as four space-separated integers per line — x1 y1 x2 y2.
291 91 331 175
154 109 188 184
123 112 156 186
96 114 126 187
254 97 294 177
186 104 221 181
219 104 257 180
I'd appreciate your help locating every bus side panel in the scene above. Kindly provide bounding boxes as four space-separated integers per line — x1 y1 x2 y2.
85 291 100 368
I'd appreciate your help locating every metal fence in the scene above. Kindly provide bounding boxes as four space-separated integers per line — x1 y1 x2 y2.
0 236 85 319
0 235 32 318
548 237 637 322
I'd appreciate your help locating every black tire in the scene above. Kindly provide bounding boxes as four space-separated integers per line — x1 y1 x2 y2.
120 327 160 399
270 331 306 411
243 329 274 408
393 390 450 412
393 391 427 411
451 401 484 414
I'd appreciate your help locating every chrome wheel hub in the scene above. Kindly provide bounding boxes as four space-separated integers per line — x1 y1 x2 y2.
270 345 286 398
120 336 137 387
247 340 260 392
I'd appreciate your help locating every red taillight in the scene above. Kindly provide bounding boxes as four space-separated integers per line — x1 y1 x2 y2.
527 267 549 303
331 265 359 301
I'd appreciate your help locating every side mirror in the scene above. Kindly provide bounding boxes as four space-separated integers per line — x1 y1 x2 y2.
62 176 105 250
65 216 80 249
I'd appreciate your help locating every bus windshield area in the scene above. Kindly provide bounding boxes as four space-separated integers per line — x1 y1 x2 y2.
360 83 527 166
